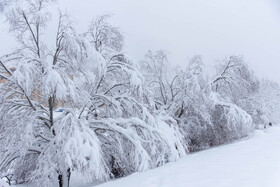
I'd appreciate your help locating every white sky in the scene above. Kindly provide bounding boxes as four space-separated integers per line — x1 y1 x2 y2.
1 0 280 81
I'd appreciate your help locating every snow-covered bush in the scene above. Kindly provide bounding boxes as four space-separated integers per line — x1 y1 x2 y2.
209 93 254 145
253 79 280 127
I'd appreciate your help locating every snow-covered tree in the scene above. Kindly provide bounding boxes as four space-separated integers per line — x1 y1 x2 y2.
0 1 106 186
212 56 260 102
212 56 261 125
74 43 187 178
141 55 254 151
0 2 187 186
86 14 124 59
255 79 280 127
1 1 278 186
140 50 182 112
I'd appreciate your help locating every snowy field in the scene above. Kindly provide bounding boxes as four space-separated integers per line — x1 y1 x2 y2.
97 126 280 187
2 126 280 187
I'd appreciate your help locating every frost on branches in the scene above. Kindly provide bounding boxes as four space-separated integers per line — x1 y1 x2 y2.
0 0 279 187
0 1 186 186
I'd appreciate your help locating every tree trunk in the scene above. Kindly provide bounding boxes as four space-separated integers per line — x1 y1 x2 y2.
58 174 63 187
48 96 54 127
58 169 71 187
66 168 71 187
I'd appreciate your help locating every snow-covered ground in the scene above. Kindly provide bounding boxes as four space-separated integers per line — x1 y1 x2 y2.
1 178 8 187
4 126 280 187
97 126 280 187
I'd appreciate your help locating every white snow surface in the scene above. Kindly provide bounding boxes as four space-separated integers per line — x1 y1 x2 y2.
0 178 9 187
96 126 280 187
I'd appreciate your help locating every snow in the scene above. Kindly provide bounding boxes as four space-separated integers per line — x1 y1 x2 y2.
0 179 8 187
96 126 280 187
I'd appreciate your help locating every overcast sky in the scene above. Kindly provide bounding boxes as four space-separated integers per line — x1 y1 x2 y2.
1 0 280 81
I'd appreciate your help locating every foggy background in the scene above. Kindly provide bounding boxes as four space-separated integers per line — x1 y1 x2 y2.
1 0 280 81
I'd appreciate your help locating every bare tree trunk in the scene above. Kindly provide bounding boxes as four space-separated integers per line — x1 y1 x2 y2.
49 96 54 126
58 173 63 187
58 169 71 187
66 168 71 187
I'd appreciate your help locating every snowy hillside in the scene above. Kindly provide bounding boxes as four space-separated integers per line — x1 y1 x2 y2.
97 126 280 187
